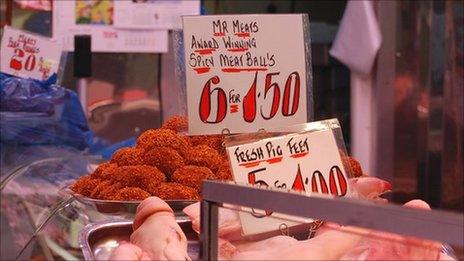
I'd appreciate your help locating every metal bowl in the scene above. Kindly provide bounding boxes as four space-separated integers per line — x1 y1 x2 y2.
61 187 197 217
79 217 199 261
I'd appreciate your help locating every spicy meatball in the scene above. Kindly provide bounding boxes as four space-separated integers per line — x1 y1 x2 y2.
110 147 144 166
154 182 200 200
136 129 191 157
215 160 233 181
71 176 101 197
171 165 215 191
342 156 364 177
90 162 118 179
90 180 114 199
111 187 151 201
144 147 185 177
185 145 222 172
98 182 124 200
162 115 188 133
189 135 224 153
110 165 166 194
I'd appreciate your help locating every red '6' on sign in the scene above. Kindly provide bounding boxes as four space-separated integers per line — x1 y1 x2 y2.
10 49 37 72
199 71 301 124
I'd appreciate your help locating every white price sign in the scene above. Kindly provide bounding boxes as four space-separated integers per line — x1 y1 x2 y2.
227 128 351 236
183 14 310 135
113 0 200 30
0 26 62 81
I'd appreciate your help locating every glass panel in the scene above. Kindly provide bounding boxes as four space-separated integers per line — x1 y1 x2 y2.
204 203 446 260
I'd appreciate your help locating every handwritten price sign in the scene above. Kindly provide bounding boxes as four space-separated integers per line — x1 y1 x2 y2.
226 125 351 236
0 26 62 81
183 14 310 134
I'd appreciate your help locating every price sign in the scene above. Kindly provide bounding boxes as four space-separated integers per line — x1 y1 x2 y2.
183 14 311 134
226 125 351 236
0 26 63 81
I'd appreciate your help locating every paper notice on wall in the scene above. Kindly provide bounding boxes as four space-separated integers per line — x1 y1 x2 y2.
0 26 62 81
53 0 168 53
113 0 200 30
183 14 311 135
227 127 351 236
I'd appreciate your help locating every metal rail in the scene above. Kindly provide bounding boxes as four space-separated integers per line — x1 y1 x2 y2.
200 180 464 260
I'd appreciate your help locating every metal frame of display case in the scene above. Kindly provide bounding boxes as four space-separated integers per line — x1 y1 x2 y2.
200 180 464 260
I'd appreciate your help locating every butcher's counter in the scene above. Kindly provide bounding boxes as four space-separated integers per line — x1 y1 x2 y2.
1 156 463 260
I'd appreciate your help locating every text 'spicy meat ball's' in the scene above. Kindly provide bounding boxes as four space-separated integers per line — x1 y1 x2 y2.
185 145 222 172
71 176 101 197
154 182 200 200
111 147 145 166
112 187 151 201
136 129 191 158
144 147 185 178
171 165 215 191
109 165 166 194
161 115 188 133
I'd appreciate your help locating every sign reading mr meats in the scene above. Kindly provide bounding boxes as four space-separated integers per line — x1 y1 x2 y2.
183 14 311 134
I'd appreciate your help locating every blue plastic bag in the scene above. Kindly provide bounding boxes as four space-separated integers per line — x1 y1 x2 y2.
0 72 92 149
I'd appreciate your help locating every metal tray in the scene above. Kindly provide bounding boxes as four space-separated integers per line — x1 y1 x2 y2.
62 187 197 217
79 217 199 261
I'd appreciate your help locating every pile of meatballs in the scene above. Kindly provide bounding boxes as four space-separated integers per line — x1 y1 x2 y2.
71 116 232 201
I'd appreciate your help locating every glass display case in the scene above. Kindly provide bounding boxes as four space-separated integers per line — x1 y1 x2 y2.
0 155 117 260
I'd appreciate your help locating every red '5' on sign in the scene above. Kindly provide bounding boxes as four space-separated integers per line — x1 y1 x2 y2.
199 71 301 124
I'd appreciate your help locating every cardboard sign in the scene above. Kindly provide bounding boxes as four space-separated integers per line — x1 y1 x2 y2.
227 128 351 236
53 0 168 53
0 26 62 81
113 0 200 30
183 14 310 135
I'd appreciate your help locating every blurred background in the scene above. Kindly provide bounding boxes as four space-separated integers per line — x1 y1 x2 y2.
0 0 462 212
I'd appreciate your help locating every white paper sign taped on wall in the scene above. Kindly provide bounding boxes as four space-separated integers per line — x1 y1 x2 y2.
182 14 312 135
52 0 168 53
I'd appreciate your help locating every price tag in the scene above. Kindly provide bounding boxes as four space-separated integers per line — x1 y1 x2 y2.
226 125 351 236
0 26 63 81
183 14 311 134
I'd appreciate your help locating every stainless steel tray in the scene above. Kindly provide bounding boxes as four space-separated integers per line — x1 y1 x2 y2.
79 217 199 261
62 187 197 217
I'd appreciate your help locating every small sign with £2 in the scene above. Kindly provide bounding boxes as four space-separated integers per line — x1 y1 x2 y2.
1 26 63 81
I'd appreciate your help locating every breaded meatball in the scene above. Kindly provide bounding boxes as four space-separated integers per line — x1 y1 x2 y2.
111 187 151 201
342 156 364 177
136 129 191 157
71 176 101 196
98 182 124 200
110 147 144 166
185 145 222 172
215 160 233 181
90 180 114 199
171 165 215 191
110 165 166 194
154 182 200 200
162 115 188 133
90 163 118 179
144 147 185 177
189 135 224 153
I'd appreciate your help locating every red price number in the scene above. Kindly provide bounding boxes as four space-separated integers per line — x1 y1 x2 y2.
9 48 37 72
199 71 301 124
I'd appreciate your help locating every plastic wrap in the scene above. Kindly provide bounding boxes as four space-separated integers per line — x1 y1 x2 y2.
0 72 109 176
